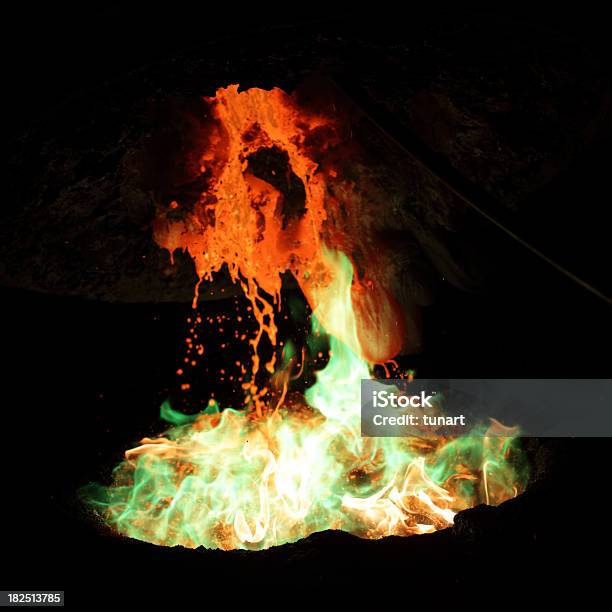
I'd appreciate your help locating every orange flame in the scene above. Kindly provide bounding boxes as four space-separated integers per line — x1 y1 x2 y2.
153 84 405 405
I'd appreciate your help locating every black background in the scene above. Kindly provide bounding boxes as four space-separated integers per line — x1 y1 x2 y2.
2 3 611 605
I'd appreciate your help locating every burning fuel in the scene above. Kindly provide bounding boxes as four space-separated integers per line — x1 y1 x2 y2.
81 85 528 551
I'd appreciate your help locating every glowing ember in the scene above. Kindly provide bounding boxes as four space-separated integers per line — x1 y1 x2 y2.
81 85 528 550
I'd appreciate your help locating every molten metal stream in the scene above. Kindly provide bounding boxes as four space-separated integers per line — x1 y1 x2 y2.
81 85 527 551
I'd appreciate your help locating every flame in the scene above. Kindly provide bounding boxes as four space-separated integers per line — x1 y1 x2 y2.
152 84 405 376
80 85 528 550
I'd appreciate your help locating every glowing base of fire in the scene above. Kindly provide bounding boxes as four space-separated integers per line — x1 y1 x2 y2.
82 250 526 551
82 345 525 551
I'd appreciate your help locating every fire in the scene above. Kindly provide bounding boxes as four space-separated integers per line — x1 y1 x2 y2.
152 83 405 377
81 84 528 550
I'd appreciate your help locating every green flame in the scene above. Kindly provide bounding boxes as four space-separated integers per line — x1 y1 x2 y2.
81 251 528 550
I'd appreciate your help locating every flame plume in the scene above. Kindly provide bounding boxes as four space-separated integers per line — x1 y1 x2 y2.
81 85 527 551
